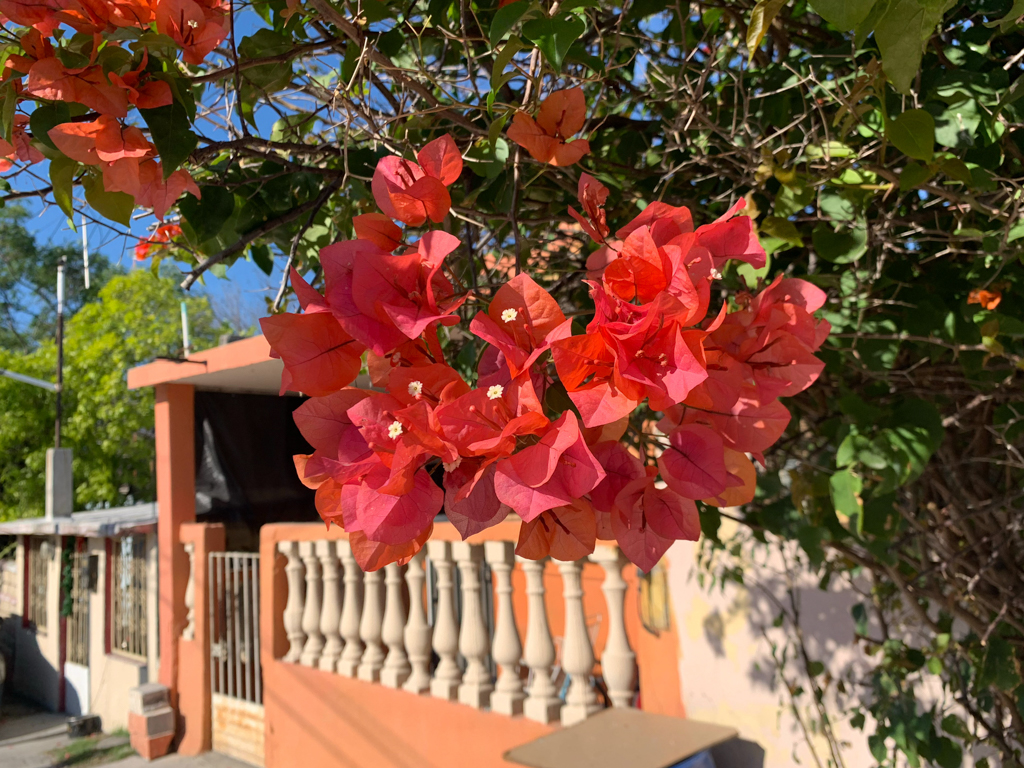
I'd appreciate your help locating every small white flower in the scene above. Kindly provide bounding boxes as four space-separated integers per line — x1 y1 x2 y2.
443 457 462 472
487 384 504 400
501 308 518 323
407 380 423 396
710 268 723 280
186 18 199 27
387 420 403 439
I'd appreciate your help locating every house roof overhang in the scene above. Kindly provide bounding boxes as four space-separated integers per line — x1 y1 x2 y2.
127 334 289 395
0 502 158 537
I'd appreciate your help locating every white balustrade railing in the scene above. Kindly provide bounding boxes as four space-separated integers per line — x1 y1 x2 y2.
274 533 640 726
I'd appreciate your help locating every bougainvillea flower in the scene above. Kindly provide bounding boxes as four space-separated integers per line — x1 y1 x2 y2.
260 312 366 397
133 223 182 260
657 423 728 500
135 160 201 220
155 0 227 65
612 474 699 572
323 231 466 355
588 441 646 515
514 500 597 560
348 525 433 571
291 388 374 484
616 201 694 242
662 391 792 459
507 87 591 167
968 288 1001 310
493 411 606 522
340 464 443 545
702 448 757 508
444 462 511 540
353 213 403 251
437 375 548 460
569 173 610 244
0 115 43 171
27 58 129 117
469 273 572 377
602 225 669 303
371 134 463 226
5 29 53 77
695 198 766 270
107 52 174 109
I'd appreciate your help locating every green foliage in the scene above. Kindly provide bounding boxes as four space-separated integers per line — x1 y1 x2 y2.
0 270 223 519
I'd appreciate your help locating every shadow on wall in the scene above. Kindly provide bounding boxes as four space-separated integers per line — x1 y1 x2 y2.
2 615 61 713
710 738 768 768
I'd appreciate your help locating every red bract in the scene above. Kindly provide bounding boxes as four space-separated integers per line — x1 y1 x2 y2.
507 87 591 167
262 127 829 572
372 135 463 226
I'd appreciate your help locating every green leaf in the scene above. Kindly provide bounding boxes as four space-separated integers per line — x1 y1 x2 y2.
899 161 933 192
361 0 392 23
808 0 876 30
0 83 16 143
29 103 72 151
886 110 935 161
491 36 525 93
760 216 803 246
813 222 868 263
83 174 133 227
522 12 585 71
874 0 952 94
378 27 405 58
139 102 198 178
938 157 973 185
249 243 274 275
978 633 1021 692
49 156 77 220
490 0 533 47
830 468 864 531
747 0 787 61
178 187 236 243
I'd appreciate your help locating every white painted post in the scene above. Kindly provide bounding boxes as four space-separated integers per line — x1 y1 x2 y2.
486 541 524 716
316 540 344 672
519 558 561 724
403 550 432 694
454 542 492 709
428 540 461 700
380 562 411 688
556 558 601 725
182 542 195 641
335 540 363 677
357 568 385 682
590 546 637 708
278 541 305 663
298 541 324 667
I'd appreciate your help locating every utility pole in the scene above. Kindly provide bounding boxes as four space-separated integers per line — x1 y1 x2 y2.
55 254 65 448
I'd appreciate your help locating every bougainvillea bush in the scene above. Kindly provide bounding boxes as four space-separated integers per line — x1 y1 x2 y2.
259 90 829 572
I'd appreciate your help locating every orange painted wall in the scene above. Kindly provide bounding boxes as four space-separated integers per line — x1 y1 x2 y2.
259 522 685 767
177 523 225 755
155 383 196 727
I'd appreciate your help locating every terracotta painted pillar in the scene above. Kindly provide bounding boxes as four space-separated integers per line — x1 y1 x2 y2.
155 383 196 726
176 523 225 755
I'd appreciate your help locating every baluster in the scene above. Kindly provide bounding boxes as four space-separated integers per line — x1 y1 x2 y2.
335 540 363 677
357 568 385 682
402 550 432 694
278 541 305 663
557 558 600 726
520 557 561 724
486 541 524 716
298 541 324 667
454 542 492 709
519 557 561 724
428 541 461 700
316 540 343 672
182 542 195 641
380 563 411 688
591 546 637 708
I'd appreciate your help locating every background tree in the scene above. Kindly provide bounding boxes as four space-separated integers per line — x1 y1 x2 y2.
0 269 222 519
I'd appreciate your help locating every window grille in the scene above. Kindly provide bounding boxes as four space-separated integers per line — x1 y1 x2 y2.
27 537 48 630
112 535 147 658
67 548 89 665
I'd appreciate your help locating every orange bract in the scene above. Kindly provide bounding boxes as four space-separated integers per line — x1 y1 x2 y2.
968 288 1002 310
507 87 591 166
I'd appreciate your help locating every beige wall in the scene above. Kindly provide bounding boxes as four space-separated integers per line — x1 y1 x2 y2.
665 535 874 768
5 532 159 730
10 535 64 711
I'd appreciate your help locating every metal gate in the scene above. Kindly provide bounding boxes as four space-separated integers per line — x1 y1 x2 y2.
64 544 91 715
209 552 264 767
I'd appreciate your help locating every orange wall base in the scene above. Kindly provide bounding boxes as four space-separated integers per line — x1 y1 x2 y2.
264 660 555 768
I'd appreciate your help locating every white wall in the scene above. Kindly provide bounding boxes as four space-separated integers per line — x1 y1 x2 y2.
10 535 63 712
665 534 875 768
